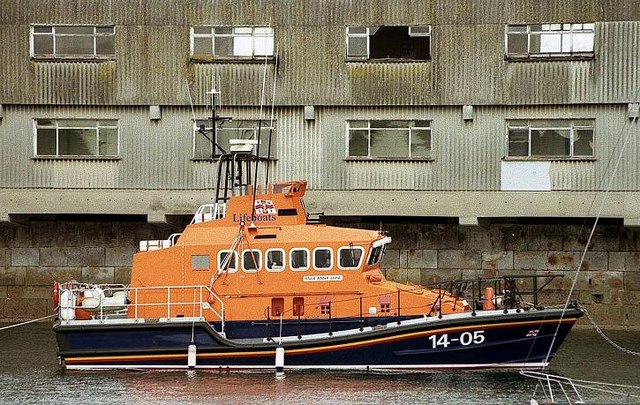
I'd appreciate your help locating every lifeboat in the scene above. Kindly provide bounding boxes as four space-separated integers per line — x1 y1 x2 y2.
52 93 582 372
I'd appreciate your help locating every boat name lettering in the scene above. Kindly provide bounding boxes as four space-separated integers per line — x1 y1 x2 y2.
303 275 344 282
233 213 277 223
428 330 485 349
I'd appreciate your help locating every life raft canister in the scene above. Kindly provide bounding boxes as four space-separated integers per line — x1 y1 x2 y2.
483 286 496 310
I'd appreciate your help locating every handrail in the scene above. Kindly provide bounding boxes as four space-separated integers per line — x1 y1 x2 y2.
57 282 226 335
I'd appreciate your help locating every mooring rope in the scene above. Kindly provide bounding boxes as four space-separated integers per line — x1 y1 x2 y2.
0 314 56 331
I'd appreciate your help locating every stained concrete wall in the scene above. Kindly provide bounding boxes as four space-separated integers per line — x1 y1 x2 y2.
1 218 638 327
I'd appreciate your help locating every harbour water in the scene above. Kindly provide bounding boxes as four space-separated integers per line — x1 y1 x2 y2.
1 322 639 404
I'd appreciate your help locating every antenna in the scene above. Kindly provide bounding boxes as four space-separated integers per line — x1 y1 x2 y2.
264 42 279 189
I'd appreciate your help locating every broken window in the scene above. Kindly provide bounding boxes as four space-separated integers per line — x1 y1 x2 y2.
346 25 431 61
35 119 118 157
193 119 274 159
507 119 594 158
347 120 431 159
506 23 594 60
31 25 115 59
191 26 274 60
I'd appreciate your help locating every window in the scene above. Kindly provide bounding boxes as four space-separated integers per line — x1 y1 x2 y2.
313 248 333 271
293 297 304 317
191 255 210 270
338 246 365 270
507 119 594 159
348 120 431 159
290 248 310 271
35 119 118 157
367 245 387 266
31 25 115 59
217 250 238 273
242 249 262 272
506 23 594 60
191 26 274 60
266 249 285 272
194 119 274 159
346 26 431 61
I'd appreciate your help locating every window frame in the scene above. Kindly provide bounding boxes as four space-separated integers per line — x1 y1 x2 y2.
505 119 596 160
33 119 119 159
190 26 275 61
312 247 334 271
289 248 310 272
217 250 239 274
242 249 262 273
265 248 286 272
346 25 432 62
30 25 116 60
505 23 595 61
346 119 433 160
337 246 365 270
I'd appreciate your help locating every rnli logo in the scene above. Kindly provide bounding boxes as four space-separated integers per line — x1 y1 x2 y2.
526 329 539 337
232 199 277 223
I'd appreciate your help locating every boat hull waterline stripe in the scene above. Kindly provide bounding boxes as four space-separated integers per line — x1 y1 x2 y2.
63 317 577 365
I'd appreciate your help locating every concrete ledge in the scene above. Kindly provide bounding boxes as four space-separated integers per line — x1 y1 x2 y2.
1 188 639 222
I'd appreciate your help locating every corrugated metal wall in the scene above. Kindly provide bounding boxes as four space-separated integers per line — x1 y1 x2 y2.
2 0 640 106
2 104 637 191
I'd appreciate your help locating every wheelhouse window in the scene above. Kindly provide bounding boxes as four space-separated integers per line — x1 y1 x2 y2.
35 119 118 157
313 248 333 271
338 246 365 270
191 255 210 270
290 248 310 271
191 26 274 60
346 26 431 61
266 249 285 272
348 120 431 159
506 23 594 60
194 119 274 159
367 245 387 266
242 250 262 272
31 25 115 60
507 119 594 159
217 250 238 273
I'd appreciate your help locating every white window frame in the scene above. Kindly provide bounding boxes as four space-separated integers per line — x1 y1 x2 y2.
346 25 431 61
506 119 595 159
265 248 286 272
34 119 119 158
191 26 274 60
346 120 432 159
242 249 262 273
505 23 595 60
312 247 334 271
337 246 365 270
289 248 311 272
217 250 238 273
30 25 115 60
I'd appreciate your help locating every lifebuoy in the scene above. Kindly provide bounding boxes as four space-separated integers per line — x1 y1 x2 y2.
53 282 60 309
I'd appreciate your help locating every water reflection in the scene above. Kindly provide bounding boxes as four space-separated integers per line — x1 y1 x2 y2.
1 322 639 404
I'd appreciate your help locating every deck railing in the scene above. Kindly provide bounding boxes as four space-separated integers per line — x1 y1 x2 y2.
57 282 226 334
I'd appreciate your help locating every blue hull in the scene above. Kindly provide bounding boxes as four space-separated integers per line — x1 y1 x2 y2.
54 308 581 370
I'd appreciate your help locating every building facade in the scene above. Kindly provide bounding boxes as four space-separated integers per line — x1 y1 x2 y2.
1 0 639 325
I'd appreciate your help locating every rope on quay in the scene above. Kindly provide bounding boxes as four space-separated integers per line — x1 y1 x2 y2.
0 314 56 331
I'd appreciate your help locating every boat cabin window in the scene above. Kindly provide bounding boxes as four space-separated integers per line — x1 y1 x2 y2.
271 297 284 317
266 249 285 272
338 246 365 270
217 250 238 273
242 249 262 272
278 208 297 216
367 244 386 266
191 255 210 270
313 248 333 271
290 248 310 271
293 297 304 316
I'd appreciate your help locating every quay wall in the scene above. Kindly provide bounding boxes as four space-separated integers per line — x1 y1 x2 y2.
1 218 638 327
